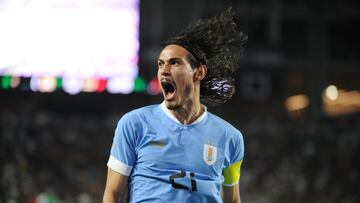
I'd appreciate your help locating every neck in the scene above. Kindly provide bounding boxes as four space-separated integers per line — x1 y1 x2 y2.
170 100 204 125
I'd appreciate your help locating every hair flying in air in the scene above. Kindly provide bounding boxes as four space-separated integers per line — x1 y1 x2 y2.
163 7 247 106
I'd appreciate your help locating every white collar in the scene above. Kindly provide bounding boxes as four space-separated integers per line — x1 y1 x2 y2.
160 102 207 125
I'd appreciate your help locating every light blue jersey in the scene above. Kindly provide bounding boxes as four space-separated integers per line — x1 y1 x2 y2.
108 103 244 203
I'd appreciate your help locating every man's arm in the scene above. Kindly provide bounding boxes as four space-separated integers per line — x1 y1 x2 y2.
222 160 243 203
103 167 129 203
222 184 241 203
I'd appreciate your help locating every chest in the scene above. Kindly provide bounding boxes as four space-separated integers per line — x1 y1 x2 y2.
135 123 227 177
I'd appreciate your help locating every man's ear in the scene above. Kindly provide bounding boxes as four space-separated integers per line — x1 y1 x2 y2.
194 65 207 81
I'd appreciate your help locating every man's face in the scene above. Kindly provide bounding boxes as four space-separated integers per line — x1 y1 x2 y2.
157 44 198 110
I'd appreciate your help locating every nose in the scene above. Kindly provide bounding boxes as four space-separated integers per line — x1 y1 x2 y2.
160 62 171 76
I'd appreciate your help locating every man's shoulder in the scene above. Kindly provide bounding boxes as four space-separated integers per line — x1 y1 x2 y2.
127 104 160 115
206 112 234 127
119 104 161 123
206 112 241 135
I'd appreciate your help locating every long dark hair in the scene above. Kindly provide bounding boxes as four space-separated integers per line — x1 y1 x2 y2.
163 7 247 106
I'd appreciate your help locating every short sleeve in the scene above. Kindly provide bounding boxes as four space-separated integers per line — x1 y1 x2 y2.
230 130 244 164
222 129 245 186
107 113 138 176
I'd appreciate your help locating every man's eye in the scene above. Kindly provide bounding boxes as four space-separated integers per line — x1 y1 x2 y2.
171 60 180 65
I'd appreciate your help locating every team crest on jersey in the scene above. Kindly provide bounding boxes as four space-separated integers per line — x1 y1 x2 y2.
203 144 217 165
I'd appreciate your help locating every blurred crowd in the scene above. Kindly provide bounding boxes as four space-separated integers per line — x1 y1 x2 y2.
1 105 359 203
242 113 360 203
1 107 116 203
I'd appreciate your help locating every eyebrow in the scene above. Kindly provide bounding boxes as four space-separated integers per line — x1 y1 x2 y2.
158 57 182 63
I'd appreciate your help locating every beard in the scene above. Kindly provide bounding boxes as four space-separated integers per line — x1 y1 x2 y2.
165 100 181 110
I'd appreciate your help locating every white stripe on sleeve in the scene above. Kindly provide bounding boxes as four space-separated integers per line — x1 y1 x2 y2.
107 155 133 176
222 182 239 187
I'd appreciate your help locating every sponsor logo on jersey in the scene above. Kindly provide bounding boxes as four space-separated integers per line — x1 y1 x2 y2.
149 140 167 147
203 144 217 165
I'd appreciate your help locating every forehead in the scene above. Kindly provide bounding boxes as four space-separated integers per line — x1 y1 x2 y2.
158 44 190 60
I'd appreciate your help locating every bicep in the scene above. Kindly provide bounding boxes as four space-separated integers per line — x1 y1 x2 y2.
103 167 129 203
222 184 241 203
222 160 243 203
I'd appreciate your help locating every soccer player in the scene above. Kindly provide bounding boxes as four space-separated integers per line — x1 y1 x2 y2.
103 8 247 203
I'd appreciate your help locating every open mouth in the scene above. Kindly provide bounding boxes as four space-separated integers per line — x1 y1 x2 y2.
161 80 176 100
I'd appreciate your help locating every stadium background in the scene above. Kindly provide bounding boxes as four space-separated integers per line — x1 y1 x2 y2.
1 0 359 202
